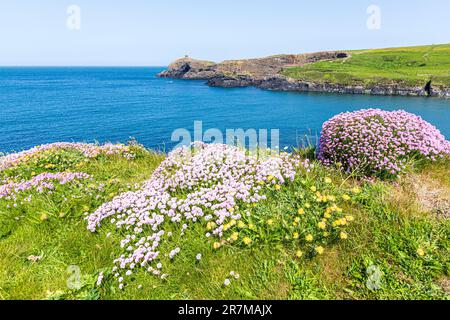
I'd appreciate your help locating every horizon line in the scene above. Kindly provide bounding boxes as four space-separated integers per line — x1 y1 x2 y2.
2 42 449 68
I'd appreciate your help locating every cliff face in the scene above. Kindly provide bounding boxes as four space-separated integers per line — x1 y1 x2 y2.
158 52 450 98
158 52 348 82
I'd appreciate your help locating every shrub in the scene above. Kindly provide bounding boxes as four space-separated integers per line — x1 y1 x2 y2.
317 109 450 177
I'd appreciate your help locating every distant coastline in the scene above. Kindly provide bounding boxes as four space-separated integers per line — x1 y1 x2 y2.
158 44 450 98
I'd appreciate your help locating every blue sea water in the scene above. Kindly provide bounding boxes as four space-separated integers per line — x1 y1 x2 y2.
0 67 449 153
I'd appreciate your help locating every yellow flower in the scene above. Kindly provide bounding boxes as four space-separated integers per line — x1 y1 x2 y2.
274 184 281 191
342 194 351 201
345 215 354 222
213 242 221 249
230 219 237 226
267 175 274 181
305 234 314 242
294 217 300 223
228 207 235 213
266 219 273 226
296 250 303 258
340 232 348 240
324 212 332 219
325 177 332 184
40 213 48 221
305 203 311 209
352 187 361 194
230 232 239 241
82 205 90 212
293 232 299 239
323 232 329 237
223 223 231 231
318 221 327 230
237 221 246 229
310 186 317 192
298 208 305 215
243 237 252 245
315 246 325 254
248 223 255 230
416 248 425 257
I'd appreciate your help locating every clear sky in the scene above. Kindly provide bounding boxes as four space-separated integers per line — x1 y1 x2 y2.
1 0 449 66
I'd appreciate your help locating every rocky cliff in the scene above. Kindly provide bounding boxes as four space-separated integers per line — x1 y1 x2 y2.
158 52 450 98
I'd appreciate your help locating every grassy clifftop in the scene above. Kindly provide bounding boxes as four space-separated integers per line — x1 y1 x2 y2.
282 44 450 87
0 143 448 300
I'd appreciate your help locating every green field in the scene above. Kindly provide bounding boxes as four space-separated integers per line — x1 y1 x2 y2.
0 144 448 300
283 44 450 87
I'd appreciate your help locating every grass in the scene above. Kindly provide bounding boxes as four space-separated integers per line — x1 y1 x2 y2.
282 44 450 88
0 145 448 300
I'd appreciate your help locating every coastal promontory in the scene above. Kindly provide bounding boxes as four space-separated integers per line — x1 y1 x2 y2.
158 44 450 98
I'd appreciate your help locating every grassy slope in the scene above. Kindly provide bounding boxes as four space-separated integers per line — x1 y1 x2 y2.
283 44 450 87
0 149 448 300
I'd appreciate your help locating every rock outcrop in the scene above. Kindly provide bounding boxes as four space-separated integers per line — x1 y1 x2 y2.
158 52 450 98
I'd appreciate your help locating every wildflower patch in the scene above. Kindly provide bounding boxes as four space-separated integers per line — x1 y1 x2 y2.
86 142 353 289
0 142 135 173
318 109 450 177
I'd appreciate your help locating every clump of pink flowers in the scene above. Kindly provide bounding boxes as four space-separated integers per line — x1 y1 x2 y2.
86 142 304 288
317 109 450 176
0 142 135 172
0 172 91 200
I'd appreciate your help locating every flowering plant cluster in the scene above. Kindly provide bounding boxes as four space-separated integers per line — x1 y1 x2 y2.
317 109 450 176
0 142 135 173
0 172 91 201
86 142 304 289
223 174 357 258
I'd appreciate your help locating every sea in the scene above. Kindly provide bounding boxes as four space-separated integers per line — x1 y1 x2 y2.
1 67 449 153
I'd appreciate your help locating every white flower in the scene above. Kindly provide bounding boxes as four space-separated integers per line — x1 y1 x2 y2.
96 272 104 286
224 279 231 286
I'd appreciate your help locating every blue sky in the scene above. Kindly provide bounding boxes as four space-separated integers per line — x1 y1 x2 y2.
1 0 449 66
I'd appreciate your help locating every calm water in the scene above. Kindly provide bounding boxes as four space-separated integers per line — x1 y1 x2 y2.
1 67 449 153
